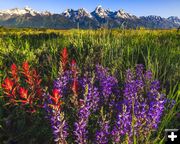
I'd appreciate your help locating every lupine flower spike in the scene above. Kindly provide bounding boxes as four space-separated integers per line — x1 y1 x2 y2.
44 89 68 144
111 64 166 143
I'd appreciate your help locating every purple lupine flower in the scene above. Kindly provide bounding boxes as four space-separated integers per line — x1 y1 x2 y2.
44 93 68 144
125 69 134 83
44 71 71 144
136 64 144 79
45 72 72 144
86 85 100 112
96 120 110 144
150 80 160 91
53 70 73 96
112 104 132 143
80 75 100 112
146 90 165 129
95 65 119 103
145 70 153 80
74 76 100 143
74 101 90 144
51 110 68 143
95 65 109 81
112 65 166 143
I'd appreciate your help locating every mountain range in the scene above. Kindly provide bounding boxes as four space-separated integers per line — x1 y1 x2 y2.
0 5 179 29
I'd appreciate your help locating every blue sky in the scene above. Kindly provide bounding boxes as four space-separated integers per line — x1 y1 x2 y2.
0 0 179 18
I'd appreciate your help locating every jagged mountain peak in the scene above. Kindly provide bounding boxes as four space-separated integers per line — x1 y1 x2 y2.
168 16 179 20
95 5 103 10
92 5 110 18
117 9 125 13
92 6 137 19
78 8 87 12
62 8 92 20
78 8 92 18
24 6 33 11
24 6 40 16
113 9 137 19
168 16 180 25
94 5 106 12
63 9 73 16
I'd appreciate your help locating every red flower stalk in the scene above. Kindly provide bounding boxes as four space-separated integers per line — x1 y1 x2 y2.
10 63 19 82
2 78 14 91
22 61 30 72
61 47 68 71
1 77 16 101
50 89 63 111
72 79 78 96
32 69 43 98
22 64 43 109
22 61 33 86
19 87 28 99
19 87 30 104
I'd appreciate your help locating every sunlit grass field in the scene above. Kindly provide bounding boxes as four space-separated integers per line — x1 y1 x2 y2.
0 28 179 144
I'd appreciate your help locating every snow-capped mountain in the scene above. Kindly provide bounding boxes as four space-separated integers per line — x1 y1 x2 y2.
91 5 111 18
0 5 179 29
168 16 180 25
0 6 51 16
62 8 92 20
113 9 137 19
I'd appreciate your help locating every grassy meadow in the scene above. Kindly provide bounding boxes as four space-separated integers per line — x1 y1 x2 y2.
0 28 180 144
